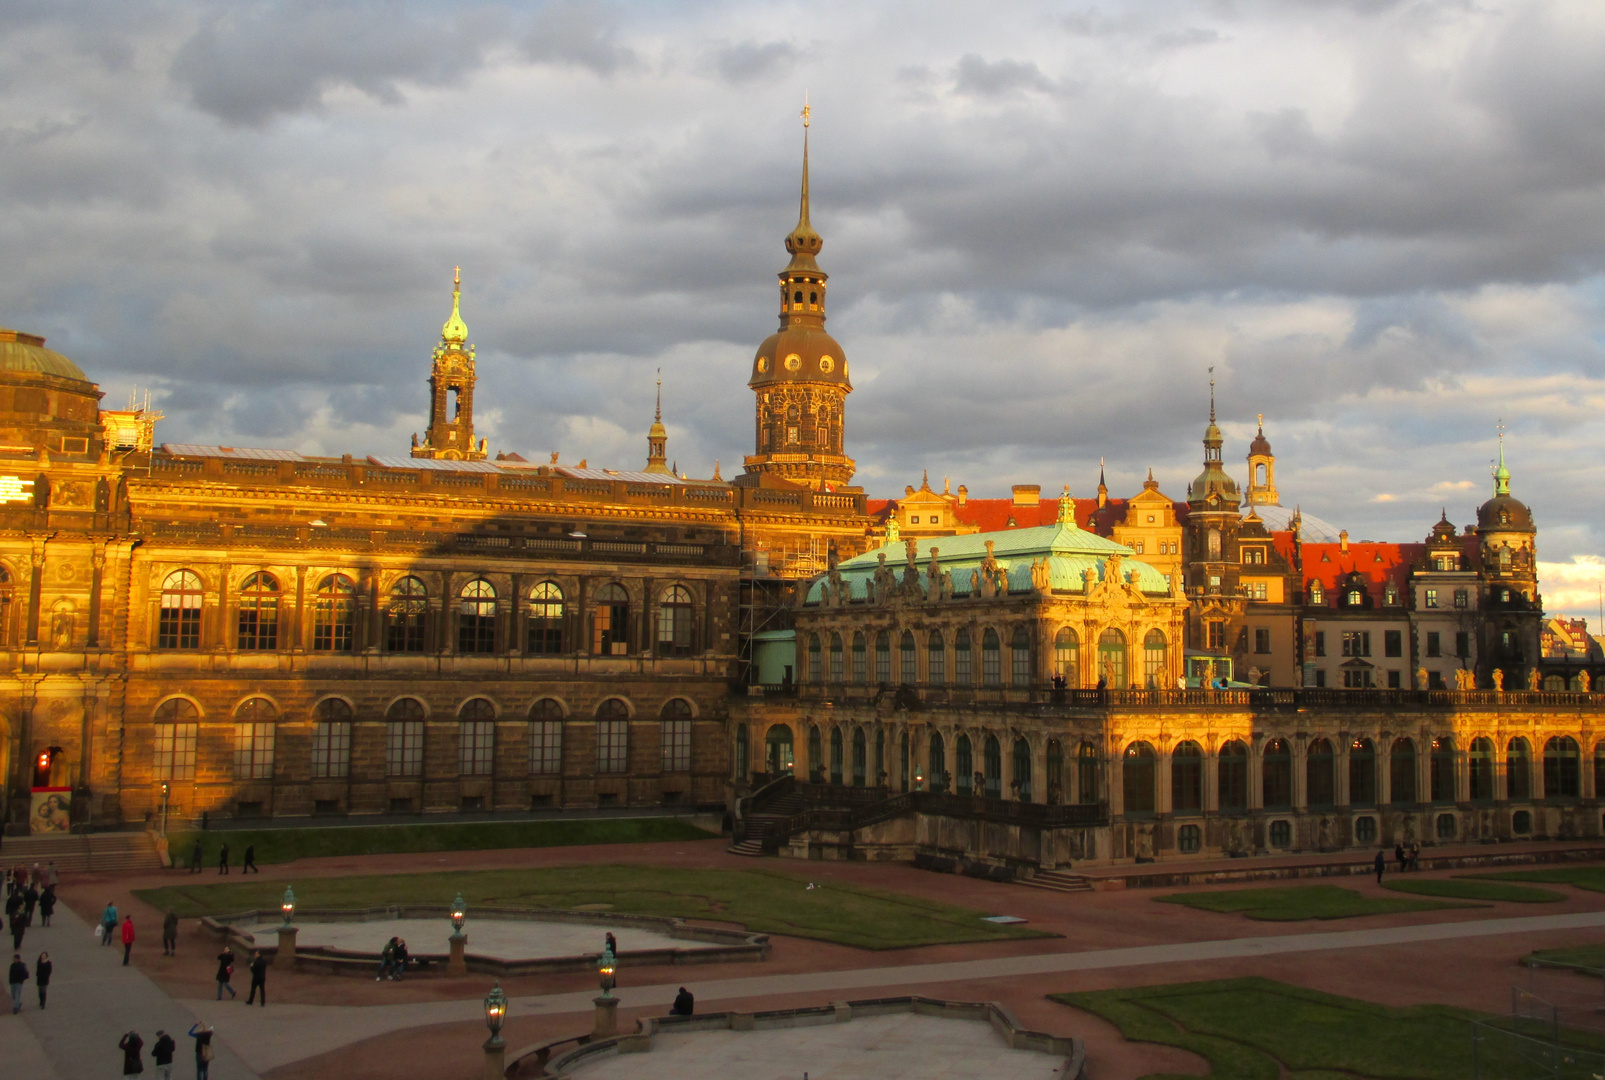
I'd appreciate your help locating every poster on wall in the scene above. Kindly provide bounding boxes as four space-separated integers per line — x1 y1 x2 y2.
30 787 72 834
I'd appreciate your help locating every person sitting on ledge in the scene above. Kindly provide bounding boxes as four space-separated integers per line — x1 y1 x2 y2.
671 986 694 1016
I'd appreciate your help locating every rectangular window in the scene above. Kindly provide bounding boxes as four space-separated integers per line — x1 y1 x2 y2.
1424 588 1438 608
1342 632 1371 657
155 723 198 782
1314 669 1326 687
1387 669 1401 689
1384 630 1402 658
955 639 972 684
1454 589 1468 609
1314 631 1326 657
233 723 275 780
1426 631 1441 658
597 719 629 773
1455 631 1469 659
1343 669 1373 688
981 641 1001 684
1242 547 1265 564
928 640 945 684
530 720 563 775
386 720 423 777
310 721 351 779
1254 628 1271 654
1246 582 1268 600
459 721 494 776
661 719 691 773
158 603 202 650
1207 622 1225 649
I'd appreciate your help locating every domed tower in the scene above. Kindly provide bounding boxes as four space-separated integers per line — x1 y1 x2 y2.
412 268 487 461
1246 414 1279 506
644 376 670 475
1475 431 1540 687
741 105 855 491
1184 375 1245 664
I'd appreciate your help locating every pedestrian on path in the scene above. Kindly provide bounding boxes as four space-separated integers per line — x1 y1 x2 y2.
163 911 179 955
101 901 119 945
1374 850 1385 883
34 951 49 1008
188 1022 214 1080
7 952 26 1014
22 882 38 923
38 886 54 926
1394 843 1406 872
9 908 25 951
215 947 236 999
29 862 41 889
122 914 137 965
242 845 258 873
4 886 20 922
189 839 203 875
1410 841 1421 871
152 1029 176 1080
218 844 229 875
43 861 58 890
119 1029 145 1077
246 950 267 1006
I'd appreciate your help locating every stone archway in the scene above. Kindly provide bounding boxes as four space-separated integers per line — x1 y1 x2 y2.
765 724 795 776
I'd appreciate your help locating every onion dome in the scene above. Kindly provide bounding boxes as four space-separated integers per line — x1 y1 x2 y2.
1477 435 1533 531
441 267 468 344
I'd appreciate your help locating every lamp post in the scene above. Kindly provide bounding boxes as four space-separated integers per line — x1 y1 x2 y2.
275 885 298 971
593 944 619 1036
482 981 507 1080
914 765 924 792
160 780 170 838
447 892 468 976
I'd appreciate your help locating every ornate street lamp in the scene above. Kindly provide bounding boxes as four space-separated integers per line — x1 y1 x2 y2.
597 943 617 998
451 893 467 936
280 886 296 927
913 765 924 792
484 981 507 1041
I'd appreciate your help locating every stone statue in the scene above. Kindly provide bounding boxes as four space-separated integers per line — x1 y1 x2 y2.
50 609 74 650
1491 668 1504 691
1581 672 1592 693
1416 667 1429 690
1528 668 1542 691
1083 567 1097 597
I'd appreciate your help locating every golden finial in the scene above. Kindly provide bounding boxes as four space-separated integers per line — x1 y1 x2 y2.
801 91 811 129
1257 412 1263 428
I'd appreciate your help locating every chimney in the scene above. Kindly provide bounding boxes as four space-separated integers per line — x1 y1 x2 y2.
1011 484 1041 508
1339 530 1349 553
957 485 968 506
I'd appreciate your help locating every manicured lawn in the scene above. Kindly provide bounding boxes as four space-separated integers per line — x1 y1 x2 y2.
1155 884 1475 921
1524 943 1605 973
134 865 1050 950
1055 976 1605 1080
1468 865 1605 892
1382 878 1566 903
168 818 716 868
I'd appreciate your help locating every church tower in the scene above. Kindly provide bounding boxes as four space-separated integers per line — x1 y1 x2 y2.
1246 414 1279 506
644 376 670 474
1184 374 1245 667
412 268 487 461
1475 430 1540 687
741 102 855 491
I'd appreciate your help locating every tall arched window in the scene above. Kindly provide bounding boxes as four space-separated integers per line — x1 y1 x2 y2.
1077 741 1099 804
900 630 917 684
808 724 822 781
1123 741 1156 816
983 734 1002 798
309 698 353 780
153 699 199 782
1307 738 1335 808
929 732 947 792
1507 737 1532 800
1142 629 1167 688
1263 739 1292 809
852 727 867 785
527 582 565 655
1218 739 1248 811
1055 628 1079 686
1207 528 1222 559
851 632 867 682
830 727 844 784
1350 738 1377 806
656 584 696 656
899 731 908 791
1390 737 1417 805
1046 739 1064 804
1544 736 1580 799
828 633 844 682
530 698 564 776
1012 737 1032 800
159 570 204 650
1431 737 1457 803
236 572 280 651
661 698 692 773
233 697 277 779
313 574 357 652
875 630 891 684
593 583 630 655
956 734 974 794
596 698 630 773
808 633 822 683
955 629 973 684
1469 737 1495 801
387 576 428 653
927 631 946 684
458 579 497 654
981 629 1001 685
734 724 748 780
1172 740 1202 813
385 698 425 777
1098 628 1127 687
1010 626 1033 687
458 698 496 775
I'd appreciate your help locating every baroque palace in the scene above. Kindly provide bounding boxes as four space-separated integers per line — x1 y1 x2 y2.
4 121 1603 876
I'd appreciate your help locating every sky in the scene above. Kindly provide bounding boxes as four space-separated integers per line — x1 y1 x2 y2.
5 0 1605 618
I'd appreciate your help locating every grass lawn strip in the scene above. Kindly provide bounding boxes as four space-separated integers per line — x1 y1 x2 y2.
1154 884 1478 921
1523 943 1605 974
1466 865 1605 892
167 818 716 868
1055 977 1605 1080
1381 878 1566 903
134 865 1050 951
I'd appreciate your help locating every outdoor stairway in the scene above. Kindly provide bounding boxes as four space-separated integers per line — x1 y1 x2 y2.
727 791 806 856
1019 870 1095 894
0 831 164 874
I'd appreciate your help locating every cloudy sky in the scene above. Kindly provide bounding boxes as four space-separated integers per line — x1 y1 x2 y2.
6 0 1605 615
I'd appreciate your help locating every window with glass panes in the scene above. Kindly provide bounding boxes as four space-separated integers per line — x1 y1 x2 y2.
233 698 277 779
313 574 357 651
386 700 425 777
661 713 691 773
656 584 695 656
159 570 203 649
927 631 945 684
153 699 199 782
458 699 496 775
851 632 866 682
955 630 972 683
875 631 891 683
981 629 1001 685
310 698 352 778
236 572 280 650
526 581 564 654
596 717 629 773
387 576 428 653
530 715 563 774
458 580 497 654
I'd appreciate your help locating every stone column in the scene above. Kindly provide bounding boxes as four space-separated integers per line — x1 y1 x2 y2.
483 1037 505 1080
275 925 298 970
1156 740 1173 816
447 933 467 977
1378 740 1393 807
1203 747 1219 814
1291 738 1308 810
1336 737 1352 807
593 996 619 1037
1247 737 1264 811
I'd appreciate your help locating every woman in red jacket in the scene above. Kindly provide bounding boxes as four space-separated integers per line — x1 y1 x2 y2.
121 915 136 966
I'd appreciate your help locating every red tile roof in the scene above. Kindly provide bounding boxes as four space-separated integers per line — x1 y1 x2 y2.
1302 541 1422 603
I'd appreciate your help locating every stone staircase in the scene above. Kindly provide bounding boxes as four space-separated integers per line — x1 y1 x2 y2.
1019 869 1094 894
0 831 164 874
727 790 806 857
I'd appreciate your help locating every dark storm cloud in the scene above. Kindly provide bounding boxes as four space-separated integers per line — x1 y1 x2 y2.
711 40 799 84
519 0 639 76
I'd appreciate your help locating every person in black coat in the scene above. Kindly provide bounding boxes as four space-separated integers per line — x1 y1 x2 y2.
1374 849 1385 883
671 986 694 1016
21 884 37 923
151 1030 175 1080
242 845 258 874
34 951 50 1008
246 951 268 1005
215 948 236 1000
190 838 203 875
7 952 27 1014
119 1030 144 1077
38 886 55 927
218 844 230 875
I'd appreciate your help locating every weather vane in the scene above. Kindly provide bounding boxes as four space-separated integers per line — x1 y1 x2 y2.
801 91 811 129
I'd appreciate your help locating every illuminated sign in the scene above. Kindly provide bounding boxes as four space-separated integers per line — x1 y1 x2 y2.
0 475 33 504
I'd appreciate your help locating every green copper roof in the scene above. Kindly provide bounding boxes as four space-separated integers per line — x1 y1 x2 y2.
0 331 88 382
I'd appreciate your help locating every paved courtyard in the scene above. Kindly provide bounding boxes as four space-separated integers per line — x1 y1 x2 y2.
236 917 717 960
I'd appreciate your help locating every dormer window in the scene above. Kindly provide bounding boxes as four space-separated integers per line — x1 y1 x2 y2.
1346 589 1362 606
1309 582 1324 605
1384 584 1398 605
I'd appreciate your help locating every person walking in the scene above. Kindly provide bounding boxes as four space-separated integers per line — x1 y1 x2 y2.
1410 841 1422 871
242 845 258 874
189 838 203 875
218 843 229 875
188 1022 215 1080
38 885 55 927
21 882 38 923
9 908 25 951
119 1030 145 1078
101 901 119 946
246 950 267 1006
7 952 26 1014
214 947 236 999
1374 849 1385 883
34 951 50 1008
122 914 137 965
163 910 179 956
151 1029 176 1080
1394 842 1406 872
43 861 58 890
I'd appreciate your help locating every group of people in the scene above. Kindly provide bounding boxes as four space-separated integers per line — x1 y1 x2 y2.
6 863 57 1016
376 936 411 980
187 839 258 875
117 1023 215 1080
99 901 139 964
213 944 270 1004
1372 841 1426 880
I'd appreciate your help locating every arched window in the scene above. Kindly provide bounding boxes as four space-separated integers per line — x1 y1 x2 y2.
527 582 564 655
236 572 280 651
1507 736 1532 800
981 628 1001 686
955 629 973 684
311 698 353 779
1431 737 1456 803
808 724 822 780
929 732 947 792
875 630 891 684
851 632 867 682
1010 626 1033 687
593 582 630 655
458 579 497 655
387 576 428 653
1098 628 1127 688
596 698 630 773
1350 738 1377 806
1046 739 1064 804
1013 737 1032 800
1263 738 1292 809
657 584 696 656
1470 737 1495 801
1309 581 1324 605
1142 629 1167 688
1055 627 1079 686
1172 740 1202 813
1077 741 1099 804
1207 529 1222 559
313 574 357 652
830 727 844 784
1218 739 1248 811
233 697 277 780
900 630 917 684
385 698 425 777
808 633 822 683
530 699 563 776
159 570 204 650
983 734 1002 798
1544 736 1580 799
153 699 199 782
734 724 748 780
875 728 885 784
661 698 692 773
828 633 844 682
765 723 793 776
927 631 946 685
852 727 867 785
1123 741 1157 816
1390 737 1417 805
458 698 496 775
956 734 974 794
1307 738 1335 808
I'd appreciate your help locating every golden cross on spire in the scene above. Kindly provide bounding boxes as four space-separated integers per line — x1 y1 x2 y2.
801 91 811 129
454 266 461 287
1257 412 1263 427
